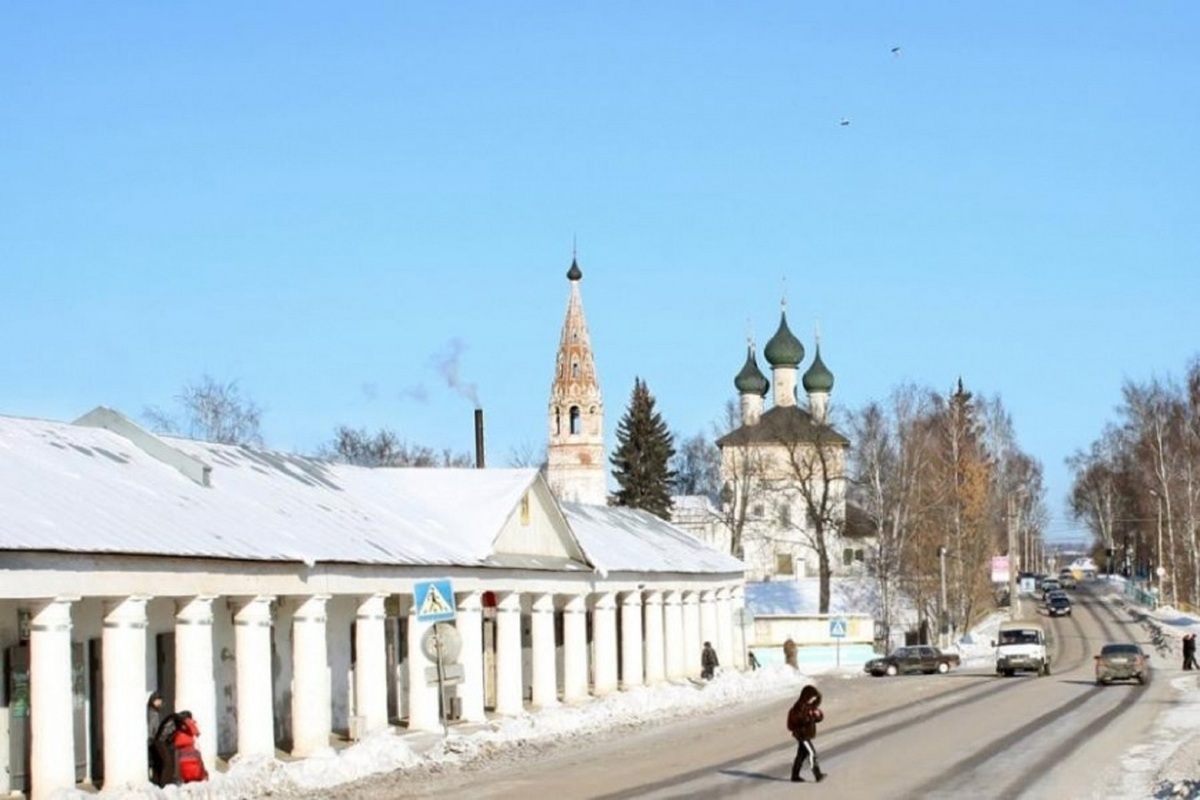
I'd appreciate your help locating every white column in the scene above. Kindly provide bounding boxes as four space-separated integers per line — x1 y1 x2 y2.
456 591 486 722
530 593 558 708
354 594 389 737
494 592 524 715
699 589 718 670
405 602 440 733
715 588 734 671
29 598 77 800
730 585 748 670
175 596 218 770
683 591 702 678
642 591 665 684
663 591 684 680
234 596 276 757
592 592 618 696
291 595 332 757
562 594 588 702
103 596 149 788
619 591 644 689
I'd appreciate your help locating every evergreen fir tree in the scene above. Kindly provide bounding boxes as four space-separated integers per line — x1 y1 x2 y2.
610 378 677 519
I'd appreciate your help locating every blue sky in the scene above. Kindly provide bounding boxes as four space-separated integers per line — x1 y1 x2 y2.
3 3 1198 543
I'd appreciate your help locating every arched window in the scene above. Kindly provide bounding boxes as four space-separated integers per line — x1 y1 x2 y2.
572 362 580 379
554 407 561 436
569 406 582 435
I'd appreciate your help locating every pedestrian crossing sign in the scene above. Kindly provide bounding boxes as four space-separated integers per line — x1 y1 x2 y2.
829 618 847 638
414 579 457 623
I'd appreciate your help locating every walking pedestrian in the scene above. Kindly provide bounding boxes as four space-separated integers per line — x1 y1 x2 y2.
786 684 826 783
701 641 720 680
1184 633 1197 670
783 637 798 669
747 650 760 670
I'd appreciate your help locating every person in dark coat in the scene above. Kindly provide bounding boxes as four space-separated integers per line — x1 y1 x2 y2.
786 684 826 783
701 641 720 679
747 650 760 670
147 692 167 786
1184 633 1197 670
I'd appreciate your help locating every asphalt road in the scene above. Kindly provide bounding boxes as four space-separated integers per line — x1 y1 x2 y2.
311 583 1171 800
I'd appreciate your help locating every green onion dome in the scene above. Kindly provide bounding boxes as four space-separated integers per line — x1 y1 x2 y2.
802 345 835 392
764 311 805 367
734 345 770 397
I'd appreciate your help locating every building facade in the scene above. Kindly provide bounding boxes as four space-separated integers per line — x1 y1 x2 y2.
0 409 743 799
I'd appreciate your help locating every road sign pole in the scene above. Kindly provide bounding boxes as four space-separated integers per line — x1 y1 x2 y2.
434 623 448 737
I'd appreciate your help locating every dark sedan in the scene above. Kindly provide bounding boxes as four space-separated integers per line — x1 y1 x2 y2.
864 645 961 677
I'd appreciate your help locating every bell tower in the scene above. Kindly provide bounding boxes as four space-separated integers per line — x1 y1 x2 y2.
546 256 607 505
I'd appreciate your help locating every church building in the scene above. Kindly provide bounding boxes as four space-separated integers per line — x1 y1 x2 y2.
715 303 854 582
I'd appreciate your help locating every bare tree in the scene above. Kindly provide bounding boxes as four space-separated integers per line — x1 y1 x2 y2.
143 374 264 446
319 426 472 467
715 399 771 561
671 431 721 500
848 384 939 646
774 413 850 614
506 440 547 470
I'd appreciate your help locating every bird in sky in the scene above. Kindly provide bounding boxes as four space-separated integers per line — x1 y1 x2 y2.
839 118 850 127
891 46 902 57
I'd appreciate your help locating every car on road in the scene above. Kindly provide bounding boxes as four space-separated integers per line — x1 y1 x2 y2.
1095 642 1150 685
1046 593 1072 616
994 621 1050 677
1058 570 1078 589
1040 578 1062 598
864 645 961 677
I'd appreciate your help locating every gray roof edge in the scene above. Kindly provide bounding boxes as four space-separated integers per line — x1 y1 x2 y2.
73 406 213 487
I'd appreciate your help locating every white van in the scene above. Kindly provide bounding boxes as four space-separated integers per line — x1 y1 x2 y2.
993 620 1049 677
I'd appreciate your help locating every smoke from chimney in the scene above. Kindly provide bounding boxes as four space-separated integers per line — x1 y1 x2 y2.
474 408 485 469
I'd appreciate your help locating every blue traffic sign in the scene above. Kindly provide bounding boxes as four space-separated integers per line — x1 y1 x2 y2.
829 618 848 638
414 579 457 623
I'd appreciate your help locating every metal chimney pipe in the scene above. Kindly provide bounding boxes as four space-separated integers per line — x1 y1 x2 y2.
474 408 485 468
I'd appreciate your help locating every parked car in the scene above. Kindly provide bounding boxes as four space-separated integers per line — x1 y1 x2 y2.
1046 593 1072 616
1095 642 1150 685
864 645 961 677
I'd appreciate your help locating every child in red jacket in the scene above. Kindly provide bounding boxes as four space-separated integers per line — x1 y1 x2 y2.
171 711 209 783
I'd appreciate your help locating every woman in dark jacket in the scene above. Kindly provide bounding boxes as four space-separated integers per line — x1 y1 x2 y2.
787 684 826 783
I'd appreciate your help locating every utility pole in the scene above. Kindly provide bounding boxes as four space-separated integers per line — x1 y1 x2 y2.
1007 491 1025 620
938 545 948 648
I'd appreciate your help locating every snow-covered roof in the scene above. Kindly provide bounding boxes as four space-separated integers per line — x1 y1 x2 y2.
0 410 743 578
562 502 743 576
0 412 542 567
